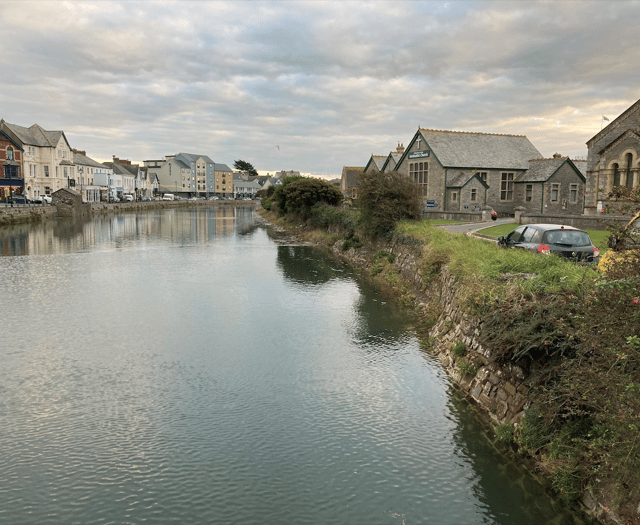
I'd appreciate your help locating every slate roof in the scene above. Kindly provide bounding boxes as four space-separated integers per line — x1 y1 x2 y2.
415 129 542 169
216 164 232 172
382 152 402 171
366 155 386 171
342 166 364 187
73 151 105 169
2 122 68 149
176 152 216 165
446 172 489 189
516 157 585 183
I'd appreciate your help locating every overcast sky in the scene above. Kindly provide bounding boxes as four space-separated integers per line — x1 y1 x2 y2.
1 0 639 178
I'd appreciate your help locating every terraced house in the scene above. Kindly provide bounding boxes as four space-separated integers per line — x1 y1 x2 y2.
0 120 75 201
0 127 23 202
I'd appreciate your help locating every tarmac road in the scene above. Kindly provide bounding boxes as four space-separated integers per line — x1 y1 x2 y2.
435 217 516 236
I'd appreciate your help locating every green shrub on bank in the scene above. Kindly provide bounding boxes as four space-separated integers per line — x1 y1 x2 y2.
275 177 342 220
356 170 421 238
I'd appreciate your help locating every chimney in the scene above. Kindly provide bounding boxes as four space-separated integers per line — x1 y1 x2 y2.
553 153 562 159
396 142 404 154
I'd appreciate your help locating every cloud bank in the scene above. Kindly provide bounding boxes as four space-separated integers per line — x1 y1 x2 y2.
1 0 639 177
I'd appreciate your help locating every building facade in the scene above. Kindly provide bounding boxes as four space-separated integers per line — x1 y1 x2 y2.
0 120 76 200
0 129 24 202
393 128 543 214
586 98 640 213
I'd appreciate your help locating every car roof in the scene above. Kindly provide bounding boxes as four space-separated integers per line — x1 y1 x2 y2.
524 224 581 231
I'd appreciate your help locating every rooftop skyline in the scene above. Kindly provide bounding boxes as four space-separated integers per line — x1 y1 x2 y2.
1 0 639 178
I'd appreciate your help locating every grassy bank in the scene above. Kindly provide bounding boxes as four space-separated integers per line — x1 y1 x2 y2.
260 205 640 522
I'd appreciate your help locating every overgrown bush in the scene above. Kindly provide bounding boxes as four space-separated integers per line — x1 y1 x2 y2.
356 170 421 238
276 177 343 220
308 203 358 238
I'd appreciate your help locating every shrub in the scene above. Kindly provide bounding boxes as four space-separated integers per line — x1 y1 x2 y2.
276 178 343 220
458 358 477 378
452 340 466 357
495 423 515 444
356 170 422 238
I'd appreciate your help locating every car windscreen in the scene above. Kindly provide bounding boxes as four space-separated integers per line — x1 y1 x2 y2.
542 230 592 246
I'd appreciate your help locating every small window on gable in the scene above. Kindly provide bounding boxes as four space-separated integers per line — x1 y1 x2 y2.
7 147 14 161
470 189 477 202
452 192 458 202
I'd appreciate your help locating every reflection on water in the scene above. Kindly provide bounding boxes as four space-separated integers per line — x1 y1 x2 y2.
0 208 584 524
0 205 258 256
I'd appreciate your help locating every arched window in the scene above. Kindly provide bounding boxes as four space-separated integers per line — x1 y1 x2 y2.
613 163 620 187
7 147 14 161
626 153 634 189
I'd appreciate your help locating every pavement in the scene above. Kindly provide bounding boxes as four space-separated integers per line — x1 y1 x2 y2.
435 217 516 239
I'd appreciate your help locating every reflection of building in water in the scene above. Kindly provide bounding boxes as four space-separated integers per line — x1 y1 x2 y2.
0 207 258 257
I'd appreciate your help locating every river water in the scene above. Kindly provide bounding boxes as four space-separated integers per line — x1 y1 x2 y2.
0 206 581 524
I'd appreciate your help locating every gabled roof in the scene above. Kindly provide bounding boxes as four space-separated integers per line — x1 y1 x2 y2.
516 157 586 183
105 162 137 176
364 155 386 172
216 163 232 172
598 128 640 156
398 128 542 170
0 129 23 150
587 97 640 147
175 152 216 165
381 152 402 172
1 121 71 150
341 166 364 187
446 171 490 189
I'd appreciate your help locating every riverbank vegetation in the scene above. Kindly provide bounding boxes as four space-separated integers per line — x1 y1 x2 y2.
260 172 640 522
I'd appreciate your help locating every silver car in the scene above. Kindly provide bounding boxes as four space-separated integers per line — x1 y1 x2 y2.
498 224 600 263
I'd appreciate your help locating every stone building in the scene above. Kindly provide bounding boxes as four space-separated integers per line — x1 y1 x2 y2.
394 128 543 214
0 128 23 202
514 154 586 215
340 166 364 199
585 97 640 213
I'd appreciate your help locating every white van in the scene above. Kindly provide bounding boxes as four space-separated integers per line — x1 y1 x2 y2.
162 193 175 201
123 194 134 202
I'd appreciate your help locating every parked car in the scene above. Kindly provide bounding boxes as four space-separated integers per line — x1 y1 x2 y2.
141 196 151 202
122 194 134 202
498 224 600 263
11 195 30 204
209 196 219 200
42 194 52 204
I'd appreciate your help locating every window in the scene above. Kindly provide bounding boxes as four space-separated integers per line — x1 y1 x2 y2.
470 188 477 202
570 184 578 203
7 147 14 161
4 165 18 178
451 191 458 203
551 183 560 202
64 167 68 178
44 166 49 177
478 172 487 182
521 227 536 243
409 161 428 196
500 172 514 201
525 184 532 202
